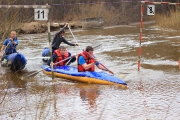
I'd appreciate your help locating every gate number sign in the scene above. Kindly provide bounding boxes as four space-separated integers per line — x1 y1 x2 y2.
147 5 155 15
34 9 48 20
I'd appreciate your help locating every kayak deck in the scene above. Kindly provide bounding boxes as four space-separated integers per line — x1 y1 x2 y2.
42 65 127 89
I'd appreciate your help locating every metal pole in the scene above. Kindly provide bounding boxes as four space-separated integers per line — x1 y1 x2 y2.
47 7 54 79
138 3 144 71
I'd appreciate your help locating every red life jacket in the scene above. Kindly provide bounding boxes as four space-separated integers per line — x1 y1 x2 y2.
77 51 95 72
54 49 69 66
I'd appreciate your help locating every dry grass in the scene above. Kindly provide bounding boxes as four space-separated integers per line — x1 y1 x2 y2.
0 8 23 41
153 10 180 30
59 2 141 26
0 2 141 40
63 3 129 26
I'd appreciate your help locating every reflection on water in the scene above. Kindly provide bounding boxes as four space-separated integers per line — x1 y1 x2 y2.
0 72 27 93
0 22 180 119
79 85 100 109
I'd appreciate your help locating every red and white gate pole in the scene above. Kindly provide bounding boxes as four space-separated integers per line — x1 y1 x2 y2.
138 1 180 70
138 3 144 71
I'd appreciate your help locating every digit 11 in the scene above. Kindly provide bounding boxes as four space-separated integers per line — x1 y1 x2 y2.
41 10 44 18
37 10 40 18
36 10 44 19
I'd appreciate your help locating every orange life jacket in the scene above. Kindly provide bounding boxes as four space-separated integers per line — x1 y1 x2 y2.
77 51 95 72
54 49 69 66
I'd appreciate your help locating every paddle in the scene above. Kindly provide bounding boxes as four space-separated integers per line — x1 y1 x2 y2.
67 25 114 75
83 50 114 75
51 41 97 67
98 62 114 75
65 57 72 66
21 42 102 80
68 25 82 51
21 66 49 80
26 56 50 60
21 55 74 80
0 42 10 63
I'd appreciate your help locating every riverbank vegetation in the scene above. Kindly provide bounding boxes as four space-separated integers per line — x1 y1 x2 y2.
0 0 141 41
153 9 180 30
0 0 179 41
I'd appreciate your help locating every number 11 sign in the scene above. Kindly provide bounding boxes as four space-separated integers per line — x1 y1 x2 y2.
34 8 48 21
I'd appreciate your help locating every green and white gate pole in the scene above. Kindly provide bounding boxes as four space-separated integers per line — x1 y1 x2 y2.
47 5 54 79
34 4 54 79
0 4 54 79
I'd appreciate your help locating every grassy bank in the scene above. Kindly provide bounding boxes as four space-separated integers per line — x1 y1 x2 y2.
153 10 180 30
0 2 141 41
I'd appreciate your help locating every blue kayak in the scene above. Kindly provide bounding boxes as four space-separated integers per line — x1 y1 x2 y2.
42 65 127 88
1 53 26 72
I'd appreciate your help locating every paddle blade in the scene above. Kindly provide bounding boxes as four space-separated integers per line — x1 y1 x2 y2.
118 74 126 79
92 41 102 50
21 70 41 80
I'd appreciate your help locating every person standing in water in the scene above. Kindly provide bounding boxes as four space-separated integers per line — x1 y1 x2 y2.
51 23 78 52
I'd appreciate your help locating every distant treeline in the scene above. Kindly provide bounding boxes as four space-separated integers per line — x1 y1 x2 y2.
0 0 179 40
0 0 179 22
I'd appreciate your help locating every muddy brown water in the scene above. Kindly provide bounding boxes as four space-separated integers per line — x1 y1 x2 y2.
0 22 180 120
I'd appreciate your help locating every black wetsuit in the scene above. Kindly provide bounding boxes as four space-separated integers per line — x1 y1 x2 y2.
52 28 75 51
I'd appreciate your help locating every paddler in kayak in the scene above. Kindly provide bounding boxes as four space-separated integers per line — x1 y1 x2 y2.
77 46 114 75
52 46 76 66
0 31 18 66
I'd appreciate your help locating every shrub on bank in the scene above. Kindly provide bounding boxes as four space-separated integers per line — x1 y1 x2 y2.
153 10 180 30
0 1 141 41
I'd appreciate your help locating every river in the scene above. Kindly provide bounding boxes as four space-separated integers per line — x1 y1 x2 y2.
0 22 180 120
